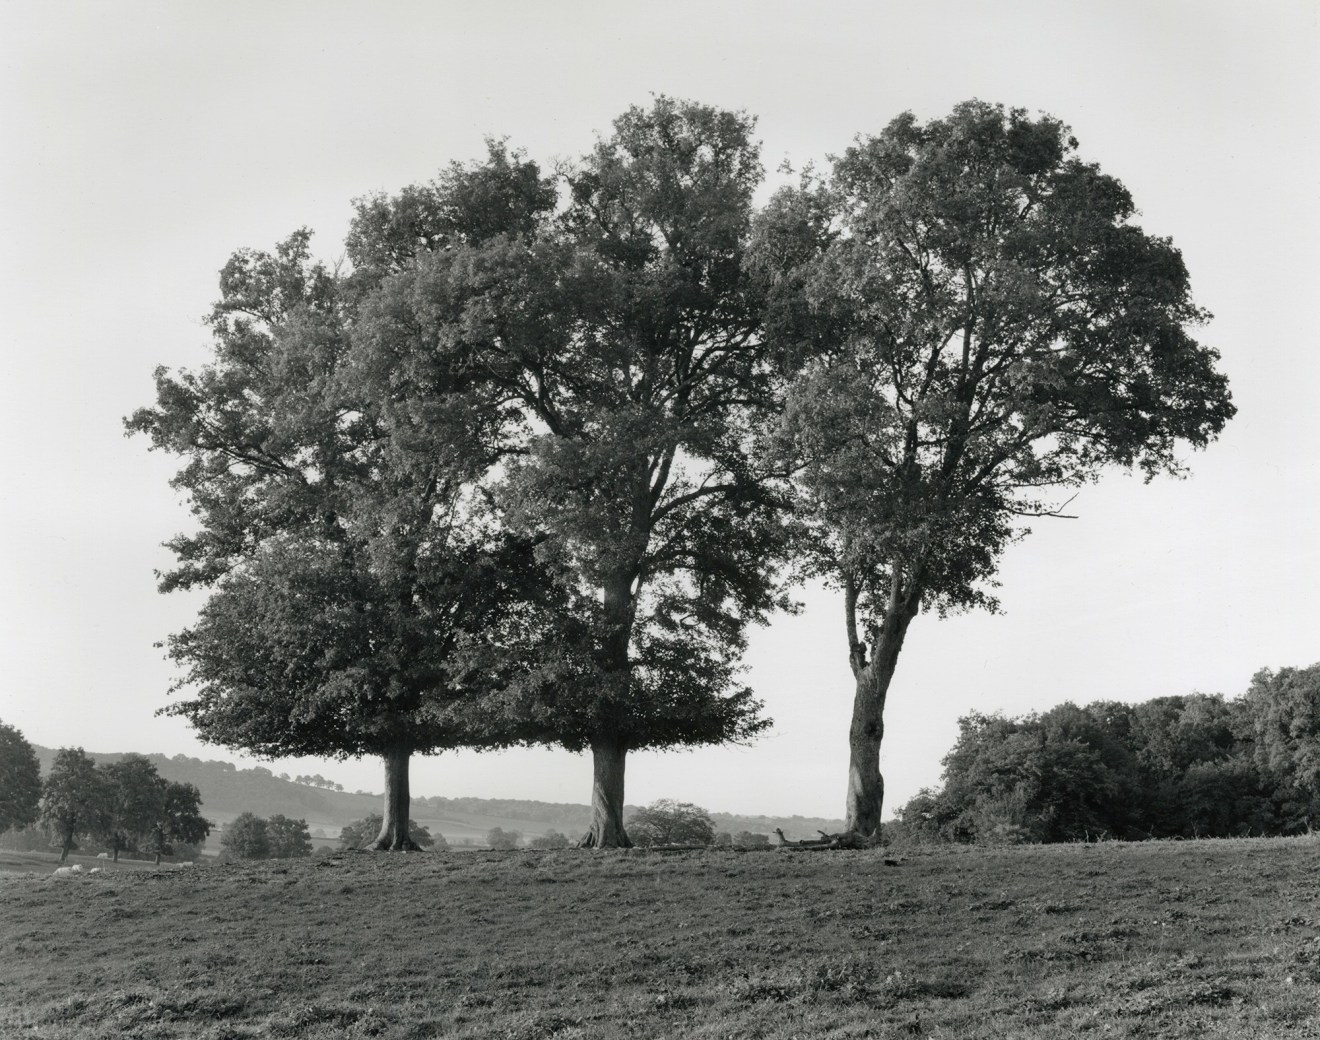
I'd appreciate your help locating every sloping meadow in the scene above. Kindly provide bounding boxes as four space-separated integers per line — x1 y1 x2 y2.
2 837 1317 1038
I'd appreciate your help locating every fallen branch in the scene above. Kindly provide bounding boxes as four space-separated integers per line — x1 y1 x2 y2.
772 828 901 863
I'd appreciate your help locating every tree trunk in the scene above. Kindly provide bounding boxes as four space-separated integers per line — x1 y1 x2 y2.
112 844 120 863
59 835 72 863
154 851 162 865
844 581 921 839
368 746 421 851
578 736 632 848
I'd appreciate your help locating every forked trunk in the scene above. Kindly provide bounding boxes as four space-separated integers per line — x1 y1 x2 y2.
844 581 920 839
846 659 896 837
367 746 421 851
578 736 632 848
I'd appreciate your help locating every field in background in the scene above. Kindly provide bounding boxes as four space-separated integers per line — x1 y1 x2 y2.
3 837 1318 1038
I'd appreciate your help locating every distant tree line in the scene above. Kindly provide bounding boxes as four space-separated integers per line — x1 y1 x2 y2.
894 664 1320 844
0 724 210 863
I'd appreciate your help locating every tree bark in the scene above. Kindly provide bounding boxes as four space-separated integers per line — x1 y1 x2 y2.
368 746 422 851
578 736 632 848
844 576 921 839
59 835 72 863
578 575 638 849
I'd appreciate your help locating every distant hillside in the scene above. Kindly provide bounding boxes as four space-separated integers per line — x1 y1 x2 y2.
31 746 843 846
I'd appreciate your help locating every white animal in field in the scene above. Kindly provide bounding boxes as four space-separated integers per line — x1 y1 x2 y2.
96 852 109 859
52 865 84 877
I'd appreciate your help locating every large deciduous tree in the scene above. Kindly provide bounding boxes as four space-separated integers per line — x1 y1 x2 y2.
482 98 791 846
129 146 559 851
757 102 1234 836
0 721 42 835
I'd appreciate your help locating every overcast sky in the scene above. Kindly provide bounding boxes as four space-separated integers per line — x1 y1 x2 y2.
2 1 1316 820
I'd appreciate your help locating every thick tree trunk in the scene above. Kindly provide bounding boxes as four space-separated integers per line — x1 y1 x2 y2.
843 577 921 839
154 851 162 865
578 736 632 848
367 746 421 851
111 844 120 863
59 835 72 863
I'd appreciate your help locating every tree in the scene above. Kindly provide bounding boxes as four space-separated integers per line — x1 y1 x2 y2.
220 812 270 860
95 754 168 862
486 827 521 850
128 145 563 851
732 830 770 847
265 814 313 858
0 721 41 835
339 814 434 850
146 780 211 864
757 101 1234 836
528 829 570 849
40 748 105 862
1246 663 1320 830
626 799 716 846
483 98 791 846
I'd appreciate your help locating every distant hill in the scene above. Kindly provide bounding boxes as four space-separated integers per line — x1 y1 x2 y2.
30 746 844 847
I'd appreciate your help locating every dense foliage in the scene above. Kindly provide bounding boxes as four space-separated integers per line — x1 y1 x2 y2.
0 721 41 835
895 666 1320 843
626 799 717 846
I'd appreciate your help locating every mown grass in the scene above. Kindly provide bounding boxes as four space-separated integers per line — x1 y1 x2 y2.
1 837 1317 1038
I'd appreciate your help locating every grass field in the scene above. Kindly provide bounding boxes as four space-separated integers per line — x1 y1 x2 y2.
1 837 1317 1038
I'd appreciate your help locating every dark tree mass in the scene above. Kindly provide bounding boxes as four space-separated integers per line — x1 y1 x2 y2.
898 666 1320 843
132 98 1235 847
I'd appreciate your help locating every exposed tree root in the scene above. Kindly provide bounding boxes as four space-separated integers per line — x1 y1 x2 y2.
363 836 424 852
576 831 634 850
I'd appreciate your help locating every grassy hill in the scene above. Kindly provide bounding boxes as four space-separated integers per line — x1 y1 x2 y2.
29 746 844 849
1 837 1316 1037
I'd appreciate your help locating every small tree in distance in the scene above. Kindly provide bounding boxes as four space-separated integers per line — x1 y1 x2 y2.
220 812 270 860
0 721 42 836
486 827 521 850
528 830 570 850
626 800 716 847
95 755 166 862
146 781 210 864
266 815 313 858
733 830 771 847
41 748 106 863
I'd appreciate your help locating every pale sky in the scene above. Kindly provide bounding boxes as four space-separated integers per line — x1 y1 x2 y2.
1 1 1316 819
